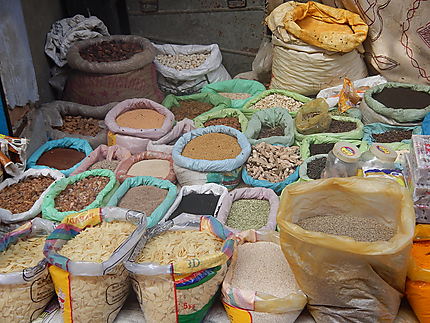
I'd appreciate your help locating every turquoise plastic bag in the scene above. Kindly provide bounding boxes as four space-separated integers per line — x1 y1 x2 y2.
423 112 430 135
107 176 177 229
42 169 119 222
363 123 422 151
242 166 300 194
200 79 266 109
27 137 93 177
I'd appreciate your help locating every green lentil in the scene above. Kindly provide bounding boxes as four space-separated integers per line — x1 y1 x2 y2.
226 199 270 230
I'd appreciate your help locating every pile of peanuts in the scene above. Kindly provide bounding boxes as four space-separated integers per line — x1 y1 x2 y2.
249 94 303 112
155 52 210 70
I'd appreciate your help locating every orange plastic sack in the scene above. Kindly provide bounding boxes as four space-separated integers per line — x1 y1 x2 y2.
277 177 415 323
283 1 368 52
338 78 361 113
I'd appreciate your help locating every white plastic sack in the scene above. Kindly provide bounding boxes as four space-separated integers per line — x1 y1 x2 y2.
45 15 109 67
153 43 231 94
0 168 64 224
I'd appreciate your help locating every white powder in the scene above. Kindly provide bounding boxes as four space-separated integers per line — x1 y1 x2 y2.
126 159 171 178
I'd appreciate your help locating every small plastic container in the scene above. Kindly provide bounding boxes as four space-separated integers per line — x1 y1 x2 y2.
360 143 397 169
322 141 361 178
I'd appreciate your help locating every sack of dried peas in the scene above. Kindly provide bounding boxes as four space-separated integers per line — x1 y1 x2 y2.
222 230 307 322
44 207 147 323
124 215 235 323
0 218 56 323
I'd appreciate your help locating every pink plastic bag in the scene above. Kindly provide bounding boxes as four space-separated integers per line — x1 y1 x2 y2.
147 119 195 154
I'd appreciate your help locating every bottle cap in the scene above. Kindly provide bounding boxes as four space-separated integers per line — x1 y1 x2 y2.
333 142 360 163
369 143 397 163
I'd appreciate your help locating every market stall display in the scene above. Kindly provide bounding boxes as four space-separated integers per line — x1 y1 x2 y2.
193 108 248 132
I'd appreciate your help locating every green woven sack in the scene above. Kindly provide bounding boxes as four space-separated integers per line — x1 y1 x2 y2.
42 169 119 222
200 79 266 109
294 116 364 143
244 107 295 146
193 108 249 132
363 82 430 123
241 89 312 119
300 136 368 160
161 92 230 121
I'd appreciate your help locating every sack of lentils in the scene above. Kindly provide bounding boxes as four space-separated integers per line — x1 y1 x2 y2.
162 183 228 223
294 115 364 143
244 107 295 146
162 92 230 122
363 123 422 152
241 89 311 118
193 108 248 132
64 35 163 106
277 177 415 322
115 151 175 183
41 169 119 222
216 187 279 233
0 168 64 223
242 142 302 193
222 230 307 322
41 100 116 149
360 82 430 126
107 176 177 228
124 215 235 323
172 125 251 189
44 207 146 323
105 98 175 154
299 136 368 160
70 144 131 176
27 137 93 177
200 79 266 109
299 154 328 181
0 218 56 323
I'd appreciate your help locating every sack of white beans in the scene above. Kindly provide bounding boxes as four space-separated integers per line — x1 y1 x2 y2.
125 215 236 323
0 218 56 323
222 230 307 323
43 206 147 323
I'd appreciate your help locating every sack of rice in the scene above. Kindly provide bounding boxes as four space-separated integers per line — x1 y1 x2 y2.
222 230 307 322
124 215 235 323
0 218 56 323
44 207 147 323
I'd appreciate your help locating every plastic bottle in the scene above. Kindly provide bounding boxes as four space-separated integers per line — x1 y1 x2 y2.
322 141 361 178
360 143 397 169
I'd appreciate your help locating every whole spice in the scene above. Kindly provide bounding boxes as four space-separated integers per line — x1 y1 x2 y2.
126 160 171 178
372 87 430 110
89 159 119 172
182 133 241 160
246 142 302 183
411 241 430 269
226 199 270 230
306 157 327 180
249 94 303 112
55 116 102 137
218 92 251 100
257 125 284 139
296 214 395 242
170 100 214 121
168 193 220 221
118 185 168 216
115 109 165 129
328 119 357 133
372 130 413 143
79 40 143 62
204 117 241 131
155 52 210 70
36 148 85 170
309 143 335 156
0 176 54 213
54 176 110 212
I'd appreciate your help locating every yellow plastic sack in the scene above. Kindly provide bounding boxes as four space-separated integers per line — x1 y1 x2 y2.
283 1 368 52
295 98 332 135
277 177 415 323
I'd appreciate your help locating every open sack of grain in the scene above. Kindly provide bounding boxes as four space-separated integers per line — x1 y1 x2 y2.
172 125 251 189
277 177 415 322
124 215 235 323
193 108 248 133
44 207 147 323
0 218 56 323
222 230 307 322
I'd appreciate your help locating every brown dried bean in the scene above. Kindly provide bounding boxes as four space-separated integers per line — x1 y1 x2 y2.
55 115 102 137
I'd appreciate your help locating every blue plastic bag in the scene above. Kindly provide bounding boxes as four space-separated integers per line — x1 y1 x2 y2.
423 112 430 135
107 176 177 229
242 166 300 194
27 137 93 176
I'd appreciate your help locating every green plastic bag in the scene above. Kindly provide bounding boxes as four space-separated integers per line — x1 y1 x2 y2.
241 89 312 118
330 107 362 120
193 108 249 132
300 136 368 160
294 116 364 143
244 107 295 146
299 154 328 181
42 169 119 222
107 176 177 229
161 92 230 121
364 82 430 123
362 123 422 151
295 98 332 135
200 79 266 109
